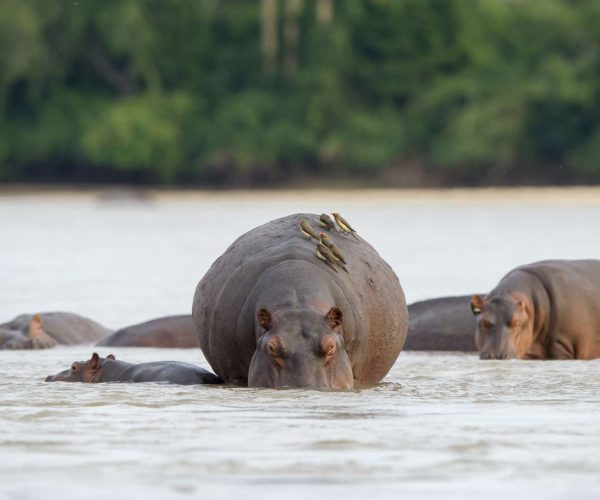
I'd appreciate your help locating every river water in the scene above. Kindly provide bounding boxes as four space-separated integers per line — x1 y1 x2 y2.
1 189 599 499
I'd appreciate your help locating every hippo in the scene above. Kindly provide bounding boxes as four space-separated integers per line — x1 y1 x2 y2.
0 312 112 349
0 314 57 350
97 315 199 348
405 295 478 351
45 352 223 385
192 213 408 389
471 259 600 360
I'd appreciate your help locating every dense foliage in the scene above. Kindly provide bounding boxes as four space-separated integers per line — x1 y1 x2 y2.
2 0 600 186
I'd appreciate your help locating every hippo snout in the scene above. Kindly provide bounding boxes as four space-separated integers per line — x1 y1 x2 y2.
45 375 53 382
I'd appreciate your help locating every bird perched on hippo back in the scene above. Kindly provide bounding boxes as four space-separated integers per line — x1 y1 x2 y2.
319 232 347 265
471 259 600 360
299 219 320 240
332 212 359 240
193 213 407 389
319 213 337 232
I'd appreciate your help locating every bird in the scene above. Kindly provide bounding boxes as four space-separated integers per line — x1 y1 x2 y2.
319 213 337 231
319 232 333 248
316 243 340 272
300 219 320 240
317 243 348 272
332 212 359 240
319 232 347 265
329 243 347 266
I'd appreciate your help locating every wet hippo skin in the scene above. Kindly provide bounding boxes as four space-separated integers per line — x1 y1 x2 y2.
97 316 199 348
405 295 478 352
1 312 112 347
471 259 600 360
45 352 223 385
193 213 408 388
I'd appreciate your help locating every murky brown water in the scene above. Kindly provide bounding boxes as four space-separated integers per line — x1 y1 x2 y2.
1 190 599 499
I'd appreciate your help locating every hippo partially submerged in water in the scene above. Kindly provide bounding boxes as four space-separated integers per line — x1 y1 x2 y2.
471 259 600 360
0 312 111 349
193 213 408 389
405 295 478 352
0 314 56 349
97 315 199 348
45 352 222 385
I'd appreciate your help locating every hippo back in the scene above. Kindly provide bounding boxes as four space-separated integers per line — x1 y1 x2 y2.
405 295 478 351
97 316 199 348
193 213 407 385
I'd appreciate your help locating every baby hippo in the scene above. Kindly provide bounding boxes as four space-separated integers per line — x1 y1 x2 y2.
45 352 223 385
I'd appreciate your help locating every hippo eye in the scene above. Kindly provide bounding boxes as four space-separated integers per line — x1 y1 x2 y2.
482 319 494 329
71 363 79 372
266 338 285 367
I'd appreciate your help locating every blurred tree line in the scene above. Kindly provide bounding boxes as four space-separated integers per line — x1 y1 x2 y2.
1 0 600 186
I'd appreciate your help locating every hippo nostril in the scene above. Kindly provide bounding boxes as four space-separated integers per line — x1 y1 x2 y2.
479 352 491 360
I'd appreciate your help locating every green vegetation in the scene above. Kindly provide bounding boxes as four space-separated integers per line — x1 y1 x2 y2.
2 0 600 186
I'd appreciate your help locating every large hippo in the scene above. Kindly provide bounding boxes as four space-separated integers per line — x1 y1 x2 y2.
45 352 222 385
192 213 408 388
0 312 112 348
97 316 199 348
471 259 600 360
405 295 478 351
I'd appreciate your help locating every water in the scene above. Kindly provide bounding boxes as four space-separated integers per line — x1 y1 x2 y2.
1 190 600 499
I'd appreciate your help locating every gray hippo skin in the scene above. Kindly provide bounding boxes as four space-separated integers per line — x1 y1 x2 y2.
0 314 57 350
45 352 223 385
405 295 478 351
471 260 600 360
192 213 408 388
1 312 112 347
97 315 199 348
0 327 34 349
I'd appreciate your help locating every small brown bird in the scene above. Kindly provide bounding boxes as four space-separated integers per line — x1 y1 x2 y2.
317 242 347 272
329 243 347 266
320 233 348 267
332 212 359 240
319 213 337 231
300 219 320 240
316 243 339 272
319 232 333 248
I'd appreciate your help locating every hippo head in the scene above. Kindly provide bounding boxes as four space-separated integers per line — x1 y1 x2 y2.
248 307 354 389
471 294 533 359
45 352 115 382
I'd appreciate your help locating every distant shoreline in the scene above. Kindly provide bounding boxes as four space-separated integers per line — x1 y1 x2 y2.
1 184 600 206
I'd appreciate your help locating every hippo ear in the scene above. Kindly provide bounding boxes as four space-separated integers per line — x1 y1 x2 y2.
257 308 272 330
106 354 115 360
326 307 343 329
471 295 485 315
89 352 101 370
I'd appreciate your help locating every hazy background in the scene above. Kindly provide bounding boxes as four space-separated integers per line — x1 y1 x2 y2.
2 0 600 188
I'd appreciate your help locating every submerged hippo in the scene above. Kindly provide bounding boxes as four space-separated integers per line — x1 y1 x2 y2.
0 314 57 350
97 315 199 348
0 312 111 348
405 295 478 351
45 352 223 385
471 259 600 360
193 213 408 389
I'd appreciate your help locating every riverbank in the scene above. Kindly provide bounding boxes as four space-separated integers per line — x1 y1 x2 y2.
1 185 600 206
